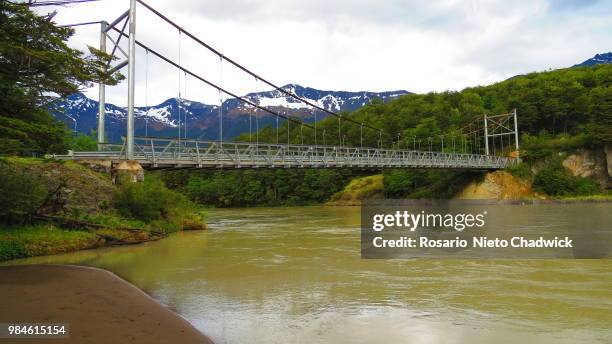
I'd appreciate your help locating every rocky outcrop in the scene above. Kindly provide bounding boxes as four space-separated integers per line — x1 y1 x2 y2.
13 159 115 216
456 171 535 200
77 159 112 174
562 148 610 188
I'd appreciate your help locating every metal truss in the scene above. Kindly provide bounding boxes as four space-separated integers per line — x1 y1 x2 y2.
51 137 518 170
484 109 520 159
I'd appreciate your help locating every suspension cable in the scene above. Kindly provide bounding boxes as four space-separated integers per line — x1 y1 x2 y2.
249 101 252 142
184 71 187 138
323 128 326 146
145 49 149 137
59 21 102 28
218 56 223 142
135 0 382 133
111 27 314 129
360 123 363 148
338 115 341 147
254 78 259 145
314 108 317 146
177 29 182 145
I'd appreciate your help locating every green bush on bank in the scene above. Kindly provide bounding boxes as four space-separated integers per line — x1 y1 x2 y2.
521 132 590 162
113 177 203 232
69 132 98 152
0 160 48 224
383 169 483 199
533 160 600 196
505 162 533 181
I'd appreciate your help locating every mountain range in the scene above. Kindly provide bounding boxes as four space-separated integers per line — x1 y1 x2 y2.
573 52 612 67
50 52 612 142
49 84 409 142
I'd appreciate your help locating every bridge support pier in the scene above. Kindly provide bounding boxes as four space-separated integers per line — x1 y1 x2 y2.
112 160 144 185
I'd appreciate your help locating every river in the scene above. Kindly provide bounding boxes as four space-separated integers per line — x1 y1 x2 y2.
9 204 612 344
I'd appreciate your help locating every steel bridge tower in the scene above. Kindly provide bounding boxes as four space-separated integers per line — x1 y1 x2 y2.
97 0 137 159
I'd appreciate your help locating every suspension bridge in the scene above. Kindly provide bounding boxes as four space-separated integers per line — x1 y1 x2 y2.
50 0 520 170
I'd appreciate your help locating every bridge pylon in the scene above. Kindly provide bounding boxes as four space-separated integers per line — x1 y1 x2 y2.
97 0 137 160
483 109 520 161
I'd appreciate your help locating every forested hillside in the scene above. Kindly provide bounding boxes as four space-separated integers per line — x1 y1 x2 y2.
171 64 611 204
249 64 611 149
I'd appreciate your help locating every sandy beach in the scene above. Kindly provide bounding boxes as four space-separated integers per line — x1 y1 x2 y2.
0 265 213 344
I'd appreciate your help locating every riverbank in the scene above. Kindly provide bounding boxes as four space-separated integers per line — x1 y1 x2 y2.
0 157 205 261
324 170 610 206
0 223 168 261
0 265 213 344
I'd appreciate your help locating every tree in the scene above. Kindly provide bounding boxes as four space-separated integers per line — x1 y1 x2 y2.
70 131 97 151
0 1 122 155
0 160 48 223
586 86 612 144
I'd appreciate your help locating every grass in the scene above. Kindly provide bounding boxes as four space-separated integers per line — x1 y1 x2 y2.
0 156 44 165
328 175 384 205
80 212 148 231
552 194 612 202
0 224 99 261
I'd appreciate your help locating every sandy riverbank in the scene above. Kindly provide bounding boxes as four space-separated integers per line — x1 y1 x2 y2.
0 265 212 344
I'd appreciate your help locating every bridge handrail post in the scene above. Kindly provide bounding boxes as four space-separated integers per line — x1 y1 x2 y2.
195 141 201 166
150 138 155 165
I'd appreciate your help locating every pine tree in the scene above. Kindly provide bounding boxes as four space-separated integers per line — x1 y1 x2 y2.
0 1 122 155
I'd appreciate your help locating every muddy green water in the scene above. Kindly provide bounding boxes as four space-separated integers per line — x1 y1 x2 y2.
10 204 612 344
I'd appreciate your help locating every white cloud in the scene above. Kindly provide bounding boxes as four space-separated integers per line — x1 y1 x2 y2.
35 0 612 106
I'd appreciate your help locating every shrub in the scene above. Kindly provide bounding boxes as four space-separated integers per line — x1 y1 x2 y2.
113 178 202 231
70 132 98 151
0 161 48 223
521 132 590 162
383 170 415 198
0 240 28 261
506 162 532 180
573 177 600 195
185 176 219 205
533 161 600 196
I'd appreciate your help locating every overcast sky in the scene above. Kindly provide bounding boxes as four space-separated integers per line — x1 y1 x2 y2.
36 0 612 107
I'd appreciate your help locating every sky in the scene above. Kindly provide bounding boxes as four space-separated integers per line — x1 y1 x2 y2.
35 0 612 107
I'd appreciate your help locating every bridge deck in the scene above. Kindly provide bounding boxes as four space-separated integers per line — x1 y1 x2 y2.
49 137 517 170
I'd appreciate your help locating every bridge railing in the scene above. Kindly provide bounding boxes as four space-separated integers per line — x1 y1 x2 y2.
126 137 516 169
54 137 517 169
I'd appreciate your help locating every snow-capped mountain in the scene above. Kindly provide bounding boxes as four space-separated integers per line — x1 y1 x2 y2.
573 52 612 67
49 84 409 142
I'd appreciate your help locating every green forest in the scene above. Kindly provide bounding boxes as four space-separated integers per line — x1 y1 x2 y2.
171 64 611 205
